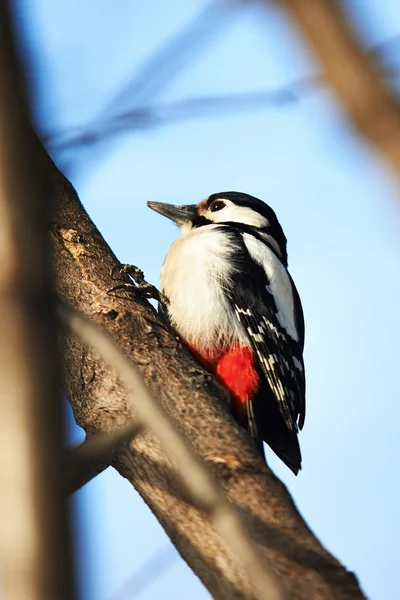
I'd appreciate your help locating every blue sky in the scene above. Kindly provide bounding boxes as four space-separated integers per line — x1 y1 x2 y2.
13 1 400 598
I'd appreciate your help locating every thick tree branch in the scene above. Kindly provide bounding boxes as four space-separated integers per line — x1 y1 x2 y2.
41 146 366 598
274 0 400 181
61 304 285 600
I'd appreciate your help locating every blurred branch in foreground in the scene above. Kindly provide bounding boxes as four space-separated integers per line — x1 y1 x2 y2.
274 0 400 181
0 3 75 600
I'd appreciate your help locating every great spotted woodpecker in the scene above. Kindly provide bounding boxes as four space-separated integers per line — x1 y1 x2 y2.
148 191 306 474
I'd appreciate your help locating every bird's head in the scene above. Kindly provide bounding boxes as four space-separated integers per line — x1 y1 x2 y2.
147 191 287 265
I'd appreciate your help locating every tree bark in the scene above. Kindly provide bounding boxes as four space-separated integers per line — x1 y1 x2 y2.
40 143 366 599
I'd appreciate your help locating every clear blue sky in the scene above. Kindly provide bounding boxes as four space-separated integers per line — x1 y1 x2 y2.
13 1 400 598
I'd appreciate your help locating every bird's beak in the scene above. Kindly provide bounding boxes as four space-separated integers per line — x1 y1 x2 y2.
147 201 198 226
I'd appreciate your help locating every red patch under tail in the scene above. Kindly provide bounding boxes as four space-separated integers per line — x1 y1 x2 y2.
186 342 259 426
215 345 260 425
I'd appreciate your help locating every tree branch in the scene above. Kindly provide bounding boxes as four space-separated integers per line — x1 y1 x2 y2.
274 0 400 181
41 144 366 597
0 4 75 599
60 303 285 600
65 422 142 496
42 33 400 157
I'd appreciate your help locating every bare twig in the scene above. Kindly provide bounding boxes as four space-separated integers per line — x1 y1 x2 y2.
66 423 142 496
59 303 285 600
42 32 400 156
43 81 318 151
100 0 240 116
49 0 241 174
274 0 400 180
0 4 75 599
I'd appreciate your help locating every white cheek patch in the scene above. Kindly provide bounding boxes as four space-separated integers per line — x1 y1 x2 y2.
206 200 269 229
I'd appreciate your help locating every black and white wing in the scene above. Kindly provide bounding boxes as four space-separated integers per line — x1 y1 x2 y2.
227 230 305 472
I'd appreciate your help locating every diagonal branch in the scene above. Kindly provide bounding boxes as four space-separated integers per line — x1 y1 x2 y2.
274 0 400 181
43 138 366 598
60 303 285 600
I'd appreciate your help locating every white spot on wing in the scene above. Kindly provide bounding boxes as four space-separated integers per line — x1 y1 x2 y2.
252 333 264 342
236 306 252 316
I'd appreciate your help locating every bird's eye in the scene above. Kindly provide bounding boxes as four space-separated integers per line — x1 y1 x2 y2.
210 200 226 212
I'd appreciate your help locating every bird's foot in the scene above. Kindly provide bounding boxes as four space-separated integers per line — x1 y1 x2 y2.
108 263 169 305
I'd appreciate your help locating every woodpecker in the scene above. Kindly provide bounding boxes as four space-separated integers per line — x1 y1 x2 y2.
148 191 305 474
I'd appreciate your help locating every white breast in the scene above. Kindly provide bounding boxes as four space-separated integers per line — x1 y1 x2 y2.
161 225 246 350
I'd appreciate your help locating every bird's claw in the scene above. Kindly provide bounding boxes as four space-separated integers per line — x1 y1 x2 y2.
110 263 145 284
108 263 169 306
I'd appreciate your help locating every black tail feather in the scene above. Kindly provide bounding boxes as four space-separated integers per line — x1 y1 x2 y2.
247 392 302 475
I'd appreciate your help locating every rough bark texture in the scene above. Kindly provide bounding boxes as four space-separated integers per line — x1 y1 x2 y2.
43 144 365 599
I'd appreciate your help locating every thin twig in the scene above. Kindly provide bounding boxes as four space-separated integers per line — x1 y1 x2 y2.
42 32 400 155
99 0 239 116
58 302 285 600
43 81 318 150
49 0 242 175
66 423 142 496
